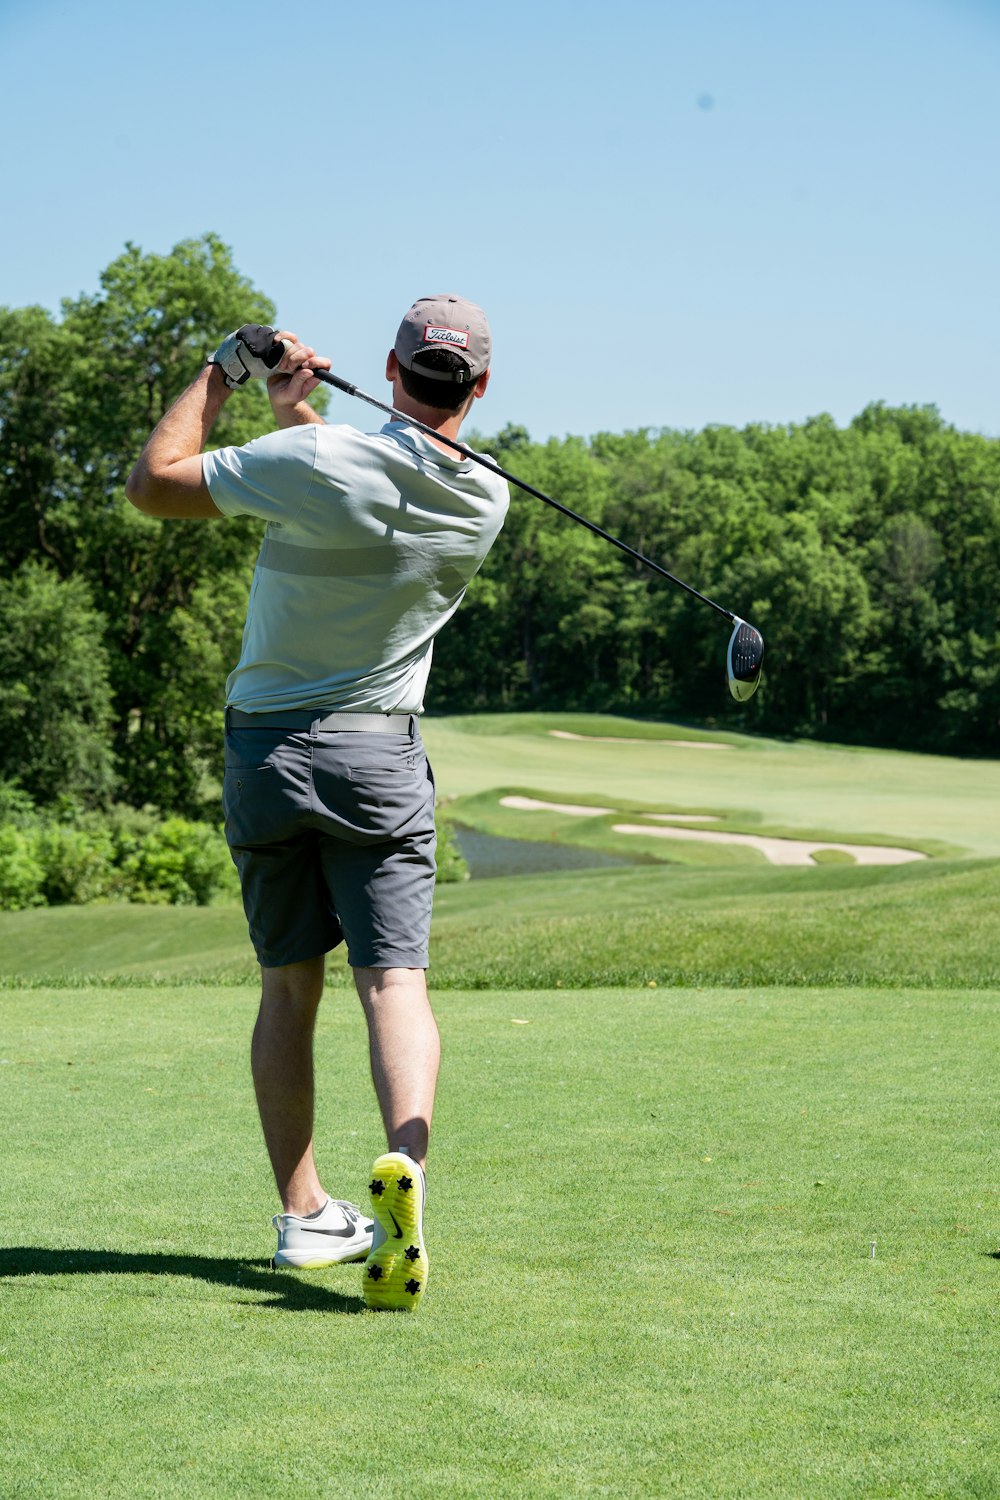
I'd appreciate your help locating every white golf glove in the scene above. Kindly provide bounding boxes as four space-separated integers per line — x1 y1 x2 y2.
209 324 291 389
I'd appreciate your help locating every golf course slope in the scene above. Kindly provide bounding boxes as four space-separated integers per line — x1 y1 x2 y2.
1 715 997 1498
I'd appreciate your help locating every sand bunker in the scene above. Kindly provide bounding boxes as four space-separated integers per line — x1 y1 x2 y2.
497 796 924 866
501 798 720 823
501 796 615 816
548 730 729 749
611 824 925 867
643 813 720 823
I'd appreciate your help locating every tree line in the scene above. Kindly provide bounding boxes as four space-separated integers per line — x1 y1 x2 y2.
1 235 997 831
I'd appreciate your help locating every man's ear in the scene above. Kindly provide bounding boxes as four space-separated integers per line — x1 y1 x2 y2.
473 368 491 400
386 349 399 382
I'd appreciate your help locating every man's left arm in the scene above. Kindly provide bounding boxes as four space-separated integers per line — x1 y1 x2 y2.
125 330 327 518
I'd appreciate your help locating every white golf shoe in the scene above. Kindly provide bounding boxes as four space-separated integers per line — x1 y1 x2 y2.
271 1197 374 1268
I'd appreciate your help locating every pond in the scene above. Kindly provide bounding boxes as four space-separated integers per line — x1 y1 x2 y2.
451 826 638 880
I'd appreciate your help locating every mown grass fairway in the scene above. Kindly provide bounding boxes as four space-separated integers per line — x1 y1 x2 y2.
1 982 998 1498
2 715 998 1496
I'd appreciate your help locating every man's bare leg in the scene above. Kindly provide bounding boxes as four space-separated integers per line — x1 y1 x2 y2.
354 966 440 1170
251 955 326 1215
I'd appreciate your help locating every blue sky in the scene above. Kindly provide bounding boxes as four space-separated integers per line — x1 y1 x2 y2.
1 0 997 440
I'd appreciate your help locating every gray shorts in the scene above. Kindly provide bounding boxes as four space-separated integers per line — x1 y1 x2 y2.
222 715 436 969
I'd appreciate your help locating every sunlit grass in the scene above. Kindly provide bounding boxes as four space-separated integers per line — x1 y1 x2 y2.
1 982 996 1498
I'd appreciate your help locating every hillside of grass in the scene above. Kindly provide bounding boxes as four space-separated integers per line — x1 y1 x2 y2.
3 714 997 989
2 856 998 990
421 714 1000 858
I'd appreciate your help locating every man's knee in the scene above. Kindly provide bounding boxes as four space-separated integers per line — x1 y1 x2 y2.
260 955 326 1013
353 966 428 1005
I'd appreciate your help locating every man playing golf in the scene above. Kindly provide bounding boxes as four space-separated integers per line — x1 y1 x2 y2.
126 297 508 1309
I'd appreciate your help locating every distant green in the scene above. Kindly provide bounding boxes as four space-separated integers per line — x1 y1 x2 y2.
422 714 1000 860
1 982 997 1498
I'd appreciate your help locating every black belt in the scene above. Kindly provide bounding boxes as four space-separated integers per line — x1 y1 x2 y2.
226 707 416 734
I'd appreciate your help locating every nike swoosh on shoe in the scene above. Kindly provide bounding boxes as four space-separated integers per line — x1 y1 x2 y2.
301 1223 372 1239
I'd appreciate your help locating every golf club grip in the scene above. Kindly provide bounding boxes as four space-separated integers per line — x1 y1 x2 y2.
313 370 357 397
310 367 734 622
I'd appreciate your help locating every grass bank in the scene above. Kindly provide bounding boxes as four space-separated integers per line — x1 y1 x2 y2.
3 711 995 988
2 856 998 989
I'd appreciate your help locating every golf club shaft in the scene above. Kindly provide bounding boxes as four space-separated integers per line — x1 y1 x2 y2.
310 369 735 623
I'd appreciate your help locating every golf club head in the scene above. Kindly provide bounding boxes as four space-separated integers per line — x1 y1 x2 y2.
727 618 764 701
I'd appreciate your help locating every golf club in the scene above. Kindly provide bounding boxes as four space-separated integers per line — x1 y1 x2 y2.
301 363 765 702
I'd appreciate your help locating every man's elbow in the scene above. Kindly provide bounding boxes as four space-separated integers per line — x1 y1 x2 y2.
124 462 168 514
124 466 142 506
124 464 151 511
122 457 219 519
125 455 169 510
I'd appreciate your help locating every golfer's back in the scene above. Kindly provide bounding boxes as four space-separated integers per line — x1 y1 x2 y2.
204 420 509 714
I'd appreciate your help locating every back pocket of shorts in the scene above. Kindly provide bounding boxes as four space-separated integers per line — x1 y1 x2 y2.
224 765 276 793
222 765 278 836
347 765 417 782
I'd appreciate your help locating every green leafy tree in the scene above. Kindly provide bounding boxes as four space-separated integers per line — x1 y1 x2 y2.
0 562 116 806
4 240 999 773
0 235 326 812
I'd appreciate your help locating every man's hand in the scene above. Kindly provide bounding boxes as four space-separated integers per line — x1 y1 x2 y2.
209 324 293 388
266 330 332 428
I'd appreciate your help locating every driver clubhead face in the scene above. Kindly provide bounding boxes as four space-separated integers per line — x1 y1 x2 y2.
727 619 764 701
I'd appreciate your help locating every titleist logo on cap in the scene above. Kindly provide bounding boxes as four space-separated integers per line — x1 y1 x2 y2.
424 325 470 349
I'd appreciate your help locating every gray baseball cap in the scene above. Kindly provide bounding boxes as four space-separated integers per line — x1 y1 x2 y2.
394 294 492 384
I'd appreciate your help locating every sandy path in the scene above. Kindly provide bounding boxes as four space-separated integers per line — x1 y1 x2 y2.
611 823 926 866
642 813 721 823
548 730 729 749
501 797 720 822
501 796 616 816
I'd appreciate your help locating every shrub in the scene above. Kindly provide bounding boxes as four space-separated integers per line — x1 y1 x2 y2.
35 825 117 905
123 817 238 905
0 826 44 911
0 803 238 909
435 809 470 884
90 804 163 888
0 781 38 830
0 799 457 908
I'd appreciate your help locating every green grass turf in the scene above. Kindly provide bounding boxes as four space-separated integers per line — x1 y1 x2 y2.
2 857 998 989
430 858 1000 989
1 982 997 1498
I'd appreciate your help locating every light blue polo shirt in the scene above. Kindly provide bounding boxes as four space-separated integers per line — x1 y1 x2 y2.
203 420 509 714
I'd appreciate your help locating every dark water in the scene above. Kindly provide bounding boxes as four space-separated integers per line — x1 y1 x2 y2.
452 826 637 880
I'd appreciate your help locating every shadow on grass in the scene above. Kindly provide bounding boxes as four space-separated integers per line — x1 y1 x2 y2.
0 1247 365 1313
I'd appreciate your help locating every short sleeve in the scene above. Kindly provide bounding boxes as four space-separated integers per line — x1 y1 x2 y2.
203 424 319 523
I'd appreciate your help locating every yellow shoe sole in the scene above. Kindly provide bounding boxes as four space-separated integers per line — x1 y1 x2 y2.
363 1152 428 1311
